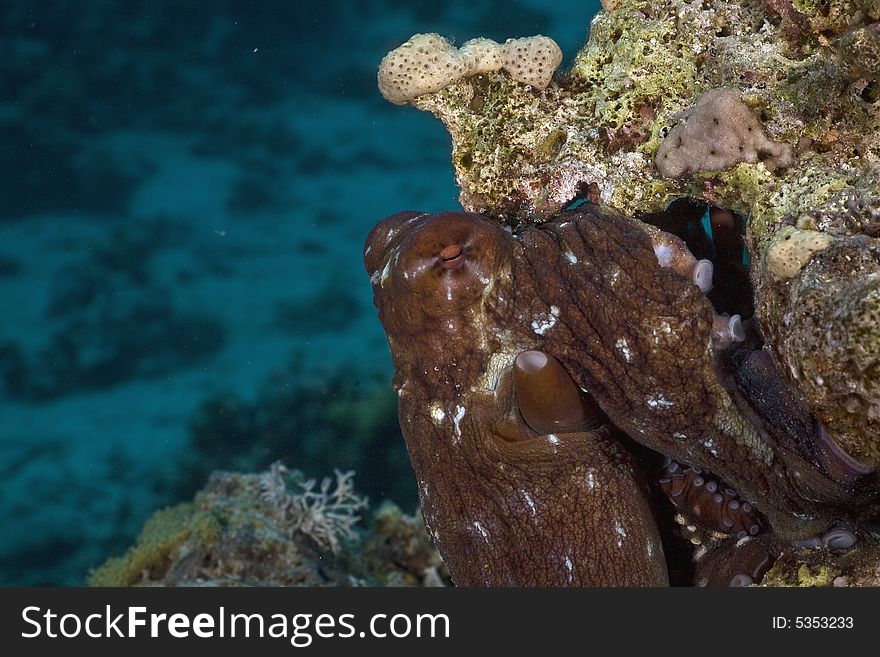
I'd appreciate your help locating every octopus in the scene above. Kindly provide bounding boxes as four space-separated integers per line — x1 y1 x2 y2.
364 205 879 586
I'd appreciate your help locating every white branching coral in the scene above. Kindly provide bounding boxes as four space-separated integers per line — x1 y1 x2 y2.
259 462 368 554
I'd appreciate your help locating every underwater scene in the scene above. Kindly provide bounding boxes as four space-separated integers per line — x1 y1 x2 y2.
3 0 880 587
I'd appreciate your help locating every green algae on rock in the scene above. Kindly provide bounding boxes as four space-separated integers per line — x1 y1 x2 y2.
388 1 878 231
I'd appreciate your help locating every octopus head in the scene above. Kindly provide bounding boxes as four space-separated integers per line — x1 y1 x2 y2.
365 211 510 333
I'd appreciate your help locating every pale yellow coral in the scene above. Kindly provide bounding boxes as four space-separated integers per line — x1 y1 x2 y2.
459 38 504 75
765 226 833 279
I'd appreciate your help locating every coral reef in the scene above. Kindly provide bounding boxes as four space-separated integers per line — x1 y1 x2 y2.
367 0 880 585
90 464 448 587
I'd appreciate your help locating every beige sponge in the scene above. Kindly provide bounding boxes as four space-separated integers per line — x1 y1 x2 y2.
765 226 833 279
377 33 476 105
501 36 563 89
459 38 504 75
656 88 793 178
378 33 562 104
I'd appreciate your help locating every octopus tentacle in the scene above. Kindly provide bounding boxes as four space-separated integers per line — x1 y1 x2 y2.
694 535 780 587
711 313 745 350
658 459 762 538
790 524 858 550
647 229 714 293
814 422 875 484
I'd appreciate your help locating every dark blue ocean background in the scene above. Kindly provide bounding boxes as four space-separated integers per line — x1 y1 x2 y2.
0 0 600 585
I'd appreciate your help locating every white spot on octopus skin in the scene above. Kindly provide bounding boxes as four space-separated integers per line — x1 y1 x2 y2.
703 437 719 457
563 553 574 583
614 519 627 548
531 316 554 335
472 521 490 544
380 257 394 285
547 434 560 445
646 394 673 410
585 470 596 491
615 338 633 363
673 432 688 440
452 405 466 442
564 251 578 264
522 491 537 516
531 305 560 335
429 404 446 424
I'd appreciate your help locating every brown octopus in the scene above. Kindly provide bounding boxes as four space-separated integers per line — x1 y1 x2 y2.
364 206 878 586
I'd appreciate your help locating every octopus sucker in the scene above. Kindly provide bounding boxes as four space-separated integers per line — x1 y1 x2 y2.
658 459 762 538
366 206 879 586
711 313 745 350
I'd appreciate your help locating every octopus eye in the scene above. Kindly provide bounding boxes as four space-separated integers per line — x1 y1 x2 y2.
391 212 508 314
439 243 465 270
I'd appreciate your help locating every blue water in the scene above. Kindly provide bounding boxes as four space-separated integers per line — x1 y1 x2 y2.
0 0 600 585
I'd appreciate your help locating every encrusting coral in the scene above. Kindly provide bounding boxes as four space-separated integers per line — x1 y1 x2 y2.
89 463 447 587
367 0 880 586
